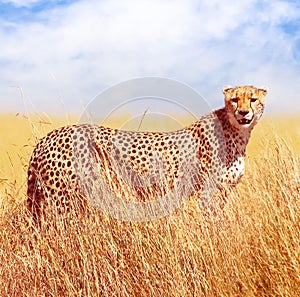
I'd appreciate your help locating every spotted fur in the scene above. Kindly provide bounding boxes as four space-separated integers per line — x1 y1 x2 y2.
27 85 267 220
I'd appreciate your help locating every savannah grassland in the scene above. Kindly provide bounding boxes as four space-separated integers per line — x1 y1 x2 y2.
0 113 299 297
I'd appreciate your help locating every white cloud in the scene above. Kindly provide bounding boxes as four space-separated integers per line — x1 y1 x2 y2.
1 0 42 7
0 0 300 114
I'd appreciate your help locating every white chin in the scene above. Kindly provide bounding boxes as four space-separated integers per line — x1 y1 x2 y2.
238 122 251 128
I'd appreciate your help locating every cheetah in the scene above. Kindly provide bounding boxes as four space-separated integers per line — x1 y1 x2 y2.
27 85 268 221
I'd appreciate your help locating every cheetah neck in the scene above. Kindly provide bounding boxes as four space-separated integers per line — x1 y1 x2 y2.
215 107 253 140
188 107 253 149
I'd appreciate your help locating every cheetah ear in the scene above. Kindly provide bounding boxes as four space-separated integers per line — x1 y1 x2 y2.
258 86 268 96
222 85 233 94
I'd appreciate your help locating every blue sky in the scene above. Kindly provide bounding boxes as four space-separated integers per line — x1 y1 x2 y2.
0 0 300 115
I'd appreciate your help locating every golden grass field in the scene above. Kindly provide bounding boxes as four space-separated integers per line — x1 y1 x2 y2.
0 112 299 296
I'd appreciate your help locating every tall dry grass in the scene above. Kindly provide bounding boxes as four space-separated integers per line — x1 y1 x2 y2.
0 113 299 296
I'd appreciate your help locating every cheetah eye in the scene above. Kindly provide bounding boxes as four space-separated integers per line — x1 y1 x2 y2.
250 98 257 103
231 98 238 103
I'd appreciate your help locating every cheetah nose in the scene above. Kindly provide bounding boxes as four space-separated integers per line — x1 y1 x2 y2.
238 110 249 116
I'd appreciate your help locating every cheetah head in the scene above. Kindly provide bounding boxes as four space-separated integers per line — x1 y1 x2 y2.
223 85 268 129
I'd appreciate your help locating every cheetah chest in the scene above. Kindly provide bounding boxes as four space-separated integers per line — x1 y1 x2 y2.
224 156 245 184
